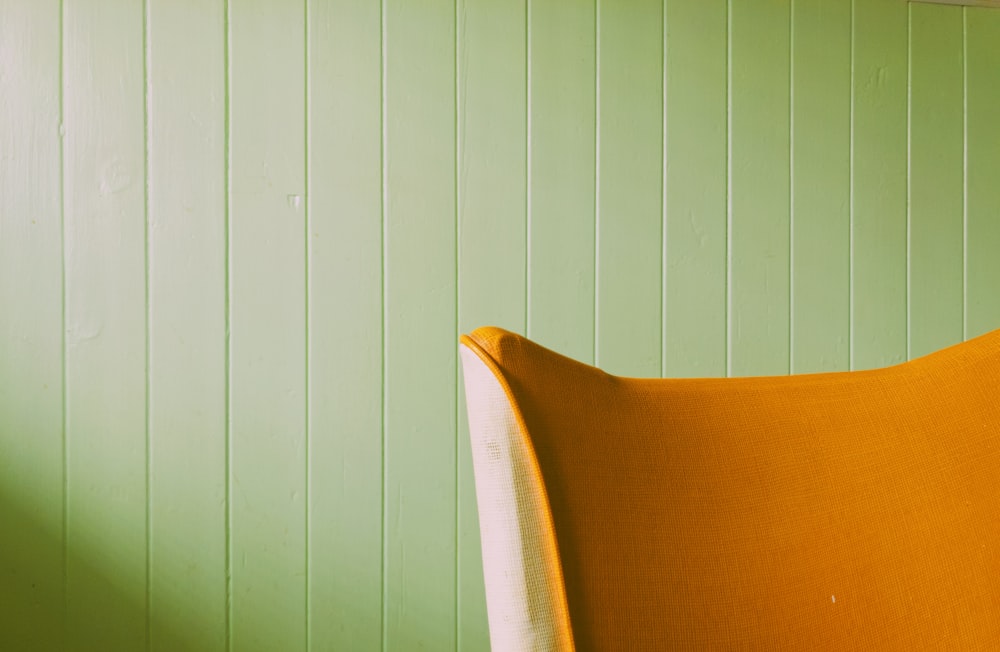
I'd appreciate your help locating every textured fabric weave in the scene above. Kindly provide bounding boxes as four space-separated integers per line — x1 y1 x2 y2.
459 344 574 650
460 326 1000 650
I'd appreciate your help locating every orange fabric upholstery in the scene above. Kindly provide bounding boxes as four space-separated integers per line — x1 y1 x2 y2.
460 326 1000 650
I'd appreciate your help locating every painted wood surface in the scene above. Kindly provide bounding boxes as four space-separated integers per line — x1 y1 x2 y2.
63 1 148 649
528 0 597 364
147 0 227 650
383 0 457 648
0 3 65 650
729 0 791 377
306 0 384 649
1 1 999 650
852 0 909 371
791 0 851 374
663 0 728 378
909 2 965 360
596 0 663 377
963 8 1000 340
228 2 307 650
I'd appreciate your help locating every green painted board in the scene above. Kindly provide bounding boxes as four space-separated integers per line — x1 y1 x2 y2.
596 0 662 377
965 9 1000 340
663 0 728 379
528 0 596 364
383 0 457 648
0 3 65 649
306 0 384 650
63 0 149 648
908 3 964 360
791 0 851 373
851 0 908 370
147 1 227 650
457 0 528 340
456 0 528 648
728 0 791 377
229 2 307 649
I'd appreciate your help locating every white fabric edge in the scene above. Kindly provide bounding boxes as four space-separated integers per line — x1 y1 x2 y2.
459 344 573 651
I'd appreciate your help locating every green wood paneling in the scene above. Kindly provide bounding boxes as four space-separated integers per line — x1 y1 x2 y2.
729 0 791 377
965 9 1000 340
791 0 851 373
596 0 663 377
0 3 65 649
383 0 457 648
456 0 528 648
0 2 999 650
528 0 597 363
306 0 384 650
63 1 149 648
663 0 728 378
852 0 908 370
147 1 227 650
229 2 307 649
909 3 965 359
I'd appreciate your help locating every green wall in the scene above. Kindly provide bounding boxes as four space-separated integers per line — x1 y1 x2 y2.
1 0 999 650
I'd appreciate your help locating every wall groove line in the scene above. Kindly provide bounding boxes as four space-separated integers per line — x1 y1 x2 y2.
142 0 153 646
660 0 668 378
525 0 532 339
848 0 855 370
906 1 913 360
378 0 388 646
962 5 969 341
725 0 733 378
453 0 461 643
303 0 312 647
58 0 69 639
593 0 600 367
223 0 233 648
788 0 795 374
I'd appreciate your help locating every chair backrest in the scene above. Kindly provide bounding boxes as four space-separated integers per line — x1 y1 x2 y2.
459 326 1000 650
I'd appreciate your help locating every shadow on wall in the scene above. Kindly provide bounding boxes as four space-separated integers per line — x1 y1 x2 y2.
0 468 229 652
0 452 424 652
0 484 67 651
0 484 202 652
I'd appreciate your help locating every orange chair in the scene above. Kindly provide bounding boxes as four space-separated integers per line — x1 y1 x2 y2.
459 326 1000 650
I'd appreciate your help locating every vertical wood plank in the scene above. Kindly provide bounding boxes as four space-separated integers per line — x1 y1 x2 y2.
663 0 728 378
964 9 1000 339
383 0 457 648
728 0 791 377
528 0 596 363
596 0 662 376
63 0 148 648
791 0 851 373
458 0 528 336
306 0 384 649
456 0 527 648
229 2 307 649
851 0 907 370
147 1 227 650
908 3 964 359
0 3 66 649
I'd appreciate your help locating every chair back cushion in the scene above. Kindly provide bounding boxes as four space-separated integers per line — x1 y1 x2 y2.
461 326 1000 649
